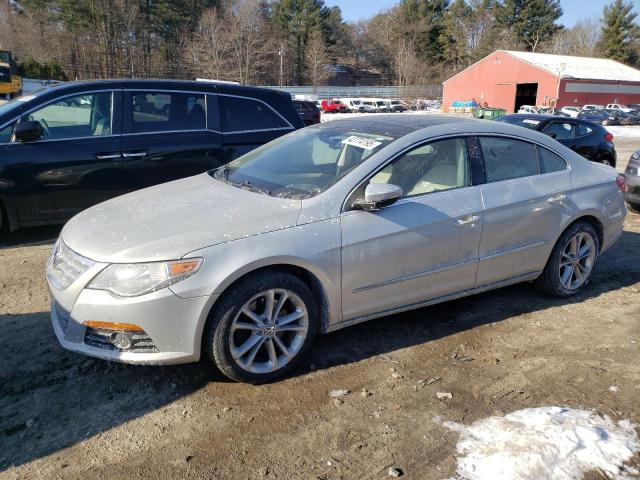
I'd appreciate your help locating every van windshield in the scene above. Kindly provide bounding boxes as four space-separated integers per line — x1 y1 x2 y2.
212 126 396 199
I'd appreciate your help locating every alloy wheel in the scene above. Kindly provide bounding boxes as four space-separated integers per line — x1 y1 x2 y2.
229 289 308 374
558 232 596 290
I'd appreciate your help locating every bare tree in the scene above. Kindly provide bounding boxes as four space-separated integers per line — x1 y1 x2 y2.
305 27 330 91
188 8 227 81
226 0 270 85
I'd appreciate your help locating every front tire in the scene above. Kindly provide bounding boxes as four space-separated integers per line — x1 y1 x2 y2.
204 271 318 384
535 222 600 298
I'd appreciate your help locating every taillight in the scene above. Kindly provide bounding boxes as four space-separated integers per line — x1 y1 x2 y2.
604 132 614 142
616 175 626 193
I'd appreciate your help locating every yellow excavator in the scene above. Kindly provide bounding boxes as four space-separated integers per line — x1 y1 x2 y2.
0 50 22 99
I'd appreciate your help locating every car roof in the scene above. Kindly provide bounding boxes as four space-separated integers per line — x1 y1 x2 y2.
40 78 290 99
315 114 477 137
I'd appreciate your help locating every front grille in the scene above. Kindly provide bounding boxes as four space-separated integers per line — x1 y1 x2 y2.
84 327 159 353
54 302 70 333
46 241 95 291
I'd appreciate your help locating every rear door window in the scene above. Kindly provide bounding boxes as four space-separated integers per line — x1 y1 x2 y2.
479 137 540 183
538 147 568 173
576 123 594 137
542 122 574 139
130 91 206 133
220 96 290 132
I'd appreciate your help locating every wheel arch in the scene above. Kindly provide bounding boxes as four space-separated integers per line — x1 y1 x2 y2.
198 261 334 360
556 213 604 250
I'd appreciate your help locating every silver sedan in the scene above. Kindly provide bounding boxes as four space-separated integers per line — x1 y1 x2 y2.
46 115 627 383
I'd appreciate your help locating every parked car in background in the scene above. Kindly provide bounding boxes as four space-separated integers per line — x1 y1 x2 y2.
577 109 620 126
606 103 633 113
388 100 404 112
560 106 581 118
341 98 365 112
495 114 617 167
582 104 604 111
47 115 626 383
292 99 321 126
373 99 389 112
517 105 538 114
605 108 640 125
0 79 303 231
320 99 347 113
627 104 640 112
360 100 377 113
624 149 640 211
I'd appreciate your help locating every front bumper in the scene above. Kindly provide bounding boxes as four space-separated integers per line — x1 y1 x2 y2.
50 286 214 365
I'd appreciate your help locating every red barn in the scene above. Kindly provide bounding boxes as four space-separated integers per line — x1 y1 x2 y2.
443 50 640 113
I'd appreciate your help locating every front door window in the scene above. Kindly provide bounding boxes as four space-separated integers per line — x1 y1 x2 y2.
26 92 113 140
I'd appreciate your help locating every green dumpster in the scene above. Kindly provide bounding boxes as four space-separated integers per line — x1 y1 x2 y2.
474 107 506 120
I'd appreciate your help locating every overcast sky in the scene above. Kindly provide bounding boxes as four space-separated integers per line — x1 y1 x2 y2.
324 0 617 26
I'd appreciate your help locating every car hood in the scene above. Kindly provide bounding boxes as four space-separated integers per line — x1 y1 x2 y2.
61 173 302 263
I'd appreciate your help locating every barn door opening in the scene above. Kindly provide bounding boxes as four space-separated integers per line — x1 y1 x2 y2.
515 83 538 111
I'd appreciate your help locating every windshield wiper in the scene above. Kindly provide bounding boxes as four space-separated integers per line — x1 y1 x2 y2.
235 180 271 195
212 166 271 195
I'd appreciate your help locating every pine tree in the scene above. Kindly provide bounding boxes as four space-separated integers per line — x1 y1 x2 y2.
497 0 563 51
441 0 472 70
597 0 639 65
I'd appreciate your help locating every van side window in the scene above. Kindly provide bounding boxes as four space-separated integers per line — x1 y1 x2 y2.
27 92 113 140
131 92 206 133
219 96 289 132
479 137 539 182
538 147 568 173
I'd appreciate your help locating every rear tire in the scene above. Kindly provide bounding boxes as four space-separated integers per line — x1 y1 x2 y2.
535 222 600 298
204 271 318 384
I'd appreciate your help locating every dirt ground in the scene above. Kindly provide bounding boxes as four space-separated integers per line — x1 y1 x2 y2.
1 137 639 480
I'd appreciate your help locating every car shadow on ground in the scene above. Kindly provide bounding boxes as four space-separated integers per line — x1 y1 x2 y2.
0 229 638 471
0 225 61 250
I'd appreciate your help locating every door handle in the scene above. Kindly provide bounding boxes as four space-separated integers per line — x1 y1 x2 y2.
122 152 147 158
95 153 122 160
547 194 566 203
455 215 480 226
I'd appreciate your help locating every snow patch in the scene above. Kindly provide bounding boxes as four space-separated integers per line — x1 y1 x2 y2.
438 406 639 480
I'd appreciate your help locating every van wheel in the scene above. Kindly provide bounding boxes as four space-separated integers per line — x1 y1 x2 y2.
535 222 600 298
205 271 318 384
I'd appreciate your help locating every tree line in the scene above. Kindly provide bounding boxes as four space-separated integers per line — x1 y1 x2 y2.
0 0 638 87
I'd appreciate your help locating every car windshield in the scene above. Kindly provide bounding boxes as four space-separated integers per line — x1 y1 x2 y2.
495 116 540 129
211 126 396 199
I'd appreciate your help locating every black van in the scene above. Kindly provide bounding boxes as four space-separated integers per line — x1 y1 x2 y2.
0 79 303 231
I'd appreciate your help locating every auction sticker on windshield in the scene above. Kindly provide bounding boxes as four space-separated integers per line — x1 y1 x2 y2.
341 135 382 150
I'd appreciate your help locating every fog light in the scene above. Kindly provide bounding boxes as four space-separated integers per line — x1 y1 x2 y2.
112 332 132 350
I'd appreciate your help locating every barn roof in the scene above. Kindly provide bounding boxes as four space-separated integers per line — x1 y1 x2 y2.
504 50 640 82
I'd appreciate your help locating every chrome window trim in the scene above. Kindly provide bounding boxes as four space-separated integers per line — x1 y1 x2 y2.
340 132 572 214
0 88 119 135
122 90 293 135
121 129 215 137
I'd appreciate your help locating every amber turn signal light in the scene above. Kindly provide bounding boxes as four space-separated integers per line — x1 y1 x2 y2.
83 320 144 332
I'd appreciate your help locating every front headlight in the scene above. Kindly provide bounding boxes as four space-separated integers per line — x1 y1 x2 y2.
87 258 203 297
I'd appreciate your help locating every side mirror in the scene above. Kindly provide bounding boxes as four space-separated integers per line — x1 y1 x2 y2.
355 183 403 211
15 120 43 143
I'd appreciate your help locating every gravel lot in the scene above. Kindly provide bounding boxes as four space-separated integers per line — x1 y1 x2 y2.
0 126 639 479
